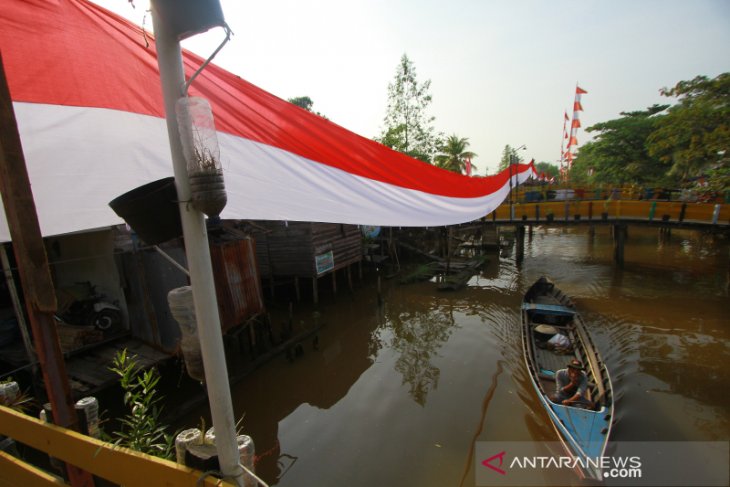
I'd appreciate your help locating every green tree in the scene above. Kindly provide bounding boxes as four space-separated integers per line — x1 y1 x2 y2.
434 135 476 174
288 95 328 119
498 145 524 172
288 96 314 111
534 161 559 180
570 105 669 185
647 73 730 183
378 54 440 163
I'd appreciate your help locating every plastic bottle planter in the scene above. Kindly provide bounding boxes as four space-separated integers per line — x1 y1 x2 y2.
176 97 227 218
167 286 205 381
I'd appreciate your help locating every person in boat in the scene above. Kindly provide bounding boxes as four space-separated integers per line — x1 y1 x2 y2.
552 359 589 406
535 325 572 354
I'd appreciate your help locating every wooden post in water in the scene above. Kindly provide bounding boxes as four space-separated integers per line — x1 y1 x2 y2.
0 54 95 487
515 225 526 263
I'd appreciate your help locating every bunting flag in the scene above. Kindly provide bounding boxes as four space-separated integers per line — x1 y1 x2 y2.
563 84 587 177
464 157 472 177
0 0 536 241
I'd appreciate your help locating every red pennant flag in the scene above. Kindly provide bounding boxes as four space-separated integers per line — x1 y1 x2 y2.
567 136 578 147
564 111 569 121
464 157 472 177
574 101 583 111
571 118 581 128
576 86 588 94
564 132 569 139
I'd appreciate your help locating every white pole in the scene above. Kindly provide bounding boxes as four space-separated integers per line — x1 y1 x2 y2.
150 5 244 486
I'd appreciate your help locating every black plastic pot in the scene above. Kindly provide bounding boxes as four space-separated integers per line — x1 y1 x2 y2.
109 177 182 245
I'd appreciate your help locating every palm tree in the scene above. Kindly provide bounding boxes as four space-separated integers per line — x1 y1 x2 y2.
434 135 477 174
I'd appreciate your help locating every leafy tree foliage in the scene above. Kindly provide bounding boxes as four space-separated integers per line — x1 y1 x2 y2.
647 73 730 182
434 135 476 174
378 54 441 163
498 145 525 172
570 72 728 192
534 161 559 179
287 95 328 119
288 96 314 112
571 105 669 185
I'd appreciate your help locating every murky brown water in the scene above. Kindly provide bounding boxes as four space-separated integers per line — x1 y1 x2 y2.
190 226 730 486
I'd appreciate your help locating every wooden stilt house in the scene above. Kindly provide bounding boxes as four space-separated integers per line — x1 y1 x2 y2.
244 221 363 303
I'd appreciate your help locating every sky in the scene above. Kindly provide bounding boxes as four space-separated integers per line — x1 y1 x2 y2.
92 0 730 175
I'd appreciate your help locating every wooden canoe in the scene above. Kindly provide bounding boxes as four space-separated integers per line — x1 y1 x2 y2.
521 276 614 480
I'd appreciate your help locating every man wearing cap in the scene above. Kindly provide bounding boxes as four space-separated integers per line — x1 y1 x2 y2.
551 359 589 406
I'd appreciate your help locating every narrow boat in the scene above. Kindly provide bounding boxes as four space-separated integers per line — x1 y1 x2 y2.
521 276 613 480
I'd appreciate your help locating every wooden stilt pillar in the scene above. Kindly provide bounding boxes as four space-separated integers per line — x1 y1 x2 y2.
312 276 318 304
516 225 525 264
0 54 94 487
294 276 300 302
347 264 353 292
332 269 337 295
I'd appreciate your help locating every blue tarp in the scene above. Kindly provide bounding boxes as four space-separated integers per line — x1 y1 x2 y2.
521 302 576 316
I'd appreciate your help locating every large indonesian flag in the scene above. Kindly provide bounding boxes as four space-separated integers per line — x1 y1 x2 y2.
0 0 535 241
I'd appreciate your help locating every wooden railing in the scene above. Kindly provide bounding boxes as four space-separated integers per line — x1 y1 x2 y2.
490 200 729 226
0 405 236 487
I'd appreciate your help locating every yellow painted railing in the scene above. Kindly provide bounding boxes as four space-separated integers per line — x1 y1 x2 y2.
0 405 236 487
491 200 729 225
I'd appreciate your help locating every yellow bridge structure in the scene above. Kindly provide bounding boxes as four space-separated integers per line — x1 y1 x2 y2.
487 196 729 266
0 404 237 487
490 199 729 228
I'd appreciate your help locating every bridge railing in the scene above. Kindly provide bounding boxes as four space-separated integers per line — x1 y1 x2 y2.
0 404 236 487
491 200 729 225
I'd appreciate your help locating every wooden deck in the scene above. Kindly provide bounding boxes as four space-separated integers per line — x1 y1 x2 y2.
64 337 170 396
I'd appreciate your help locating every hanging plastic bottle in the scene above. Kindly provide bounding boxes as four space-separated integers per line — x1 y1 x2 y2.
167 286 205 381
176 96 227 218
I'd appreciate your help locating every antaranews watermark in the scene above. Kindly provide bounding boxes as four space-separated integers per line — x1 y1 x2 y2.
475 441 728 486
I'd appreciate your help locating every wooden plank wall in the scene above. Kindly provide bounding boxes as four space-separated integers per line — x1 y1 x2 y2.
250 221 362 278
311 223 362 272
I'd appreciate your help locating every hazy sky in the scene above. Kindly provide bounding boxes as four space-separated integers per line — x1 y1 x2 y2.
92 0 730 175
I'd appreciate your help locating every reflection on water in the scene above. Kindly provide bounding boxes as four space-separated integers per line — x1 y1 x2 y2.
383 297 460 405
186 226 729 486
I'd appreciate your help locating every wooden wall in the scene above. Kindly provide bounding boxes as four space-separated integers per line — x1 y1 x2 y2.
250 222 362 278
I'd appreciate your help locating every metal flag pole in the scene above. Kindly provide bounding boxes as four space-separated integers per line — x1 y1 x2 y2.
149 3 244 485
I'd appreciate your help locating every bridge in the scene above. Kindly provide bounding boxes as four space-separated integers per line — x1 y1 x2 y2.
486 194 729 265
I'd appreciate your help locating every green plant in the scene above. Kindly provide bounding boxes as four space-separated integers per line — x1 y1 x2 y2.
108 349 176 459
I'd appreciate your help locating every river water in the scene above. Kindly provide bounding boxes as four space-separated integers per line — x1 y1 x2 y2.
201 226 730 486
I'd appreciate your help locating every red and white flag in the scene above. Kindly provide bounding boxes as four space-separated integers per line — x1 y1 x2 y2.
0 0 537 240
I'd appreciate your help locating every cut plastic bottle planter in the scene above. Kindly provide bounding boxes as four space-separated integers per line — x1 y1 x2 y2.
176 96 227 218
